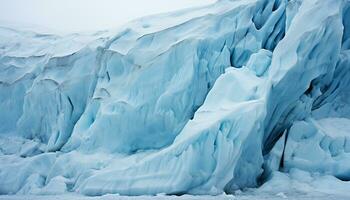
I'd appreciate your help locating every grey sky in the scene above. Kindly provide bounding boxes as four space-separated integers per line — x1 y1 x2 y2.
0 0 216 33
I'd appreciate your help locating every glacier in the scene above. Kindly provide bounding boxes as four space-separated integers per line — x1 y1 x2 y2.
0 0 350 197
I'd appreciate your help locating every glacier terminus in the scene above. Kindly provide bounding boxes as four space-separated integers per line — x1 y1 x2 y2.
0 0 350 198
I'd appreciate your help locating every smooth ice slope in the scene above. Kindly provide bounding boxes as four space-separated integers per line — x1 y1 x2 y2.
0 0 350 197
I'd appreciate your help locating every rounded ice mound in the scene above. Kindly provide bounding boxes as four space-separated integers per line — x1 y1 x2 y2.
246 49 272 77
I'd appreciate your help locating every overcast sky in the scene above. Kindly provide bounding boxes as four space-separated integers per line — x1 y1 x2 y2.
0 0 216 33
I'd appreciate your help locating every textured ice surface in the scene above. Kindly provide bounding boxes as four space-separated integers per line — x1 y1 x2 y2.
0 0 350 197
283 119 350 180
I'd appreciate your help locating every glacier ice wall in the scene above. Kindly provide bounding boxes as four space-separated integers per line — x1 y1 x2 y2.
0 0 349 196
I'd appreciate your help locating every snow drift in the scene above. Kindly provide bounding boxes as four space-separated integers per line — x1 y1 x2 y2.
0 0 349 196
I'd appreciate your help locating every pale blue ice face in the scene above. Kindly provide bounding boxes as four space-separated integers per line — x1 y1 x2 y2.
0 0 349 197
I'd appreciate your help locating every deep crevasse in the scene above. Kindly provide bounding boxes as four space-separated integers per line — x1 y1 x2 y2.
0 0 349 196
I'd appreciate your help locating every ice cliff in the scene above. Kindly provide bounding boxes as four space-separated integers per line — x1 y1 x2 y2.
0 0 350 196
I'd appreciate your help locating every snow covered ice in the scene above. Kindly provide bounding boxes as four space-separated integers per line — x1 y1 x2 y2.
0 0 350 198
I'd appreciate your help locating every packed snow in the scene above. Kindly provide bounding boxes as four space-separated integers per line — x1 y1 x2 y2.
0 0 350 198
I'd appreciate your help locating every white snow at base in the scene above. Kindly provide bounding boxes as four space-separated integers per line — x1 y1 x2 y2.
0 0 350 197
258 169 350 197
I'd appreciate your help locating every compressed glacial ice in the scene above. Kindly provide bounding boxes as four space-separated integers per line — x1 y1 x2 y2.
283 118 350 180
0 0 350 197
